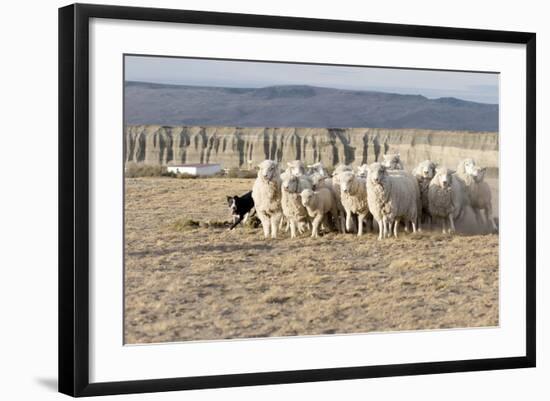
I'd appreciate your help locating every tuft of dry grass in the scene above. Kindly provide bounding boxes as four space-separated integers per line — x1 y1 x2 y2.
124 177 499 344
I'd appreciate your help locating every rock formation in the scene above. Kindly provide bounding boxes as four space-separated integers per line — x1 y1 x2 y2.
124 125 499 171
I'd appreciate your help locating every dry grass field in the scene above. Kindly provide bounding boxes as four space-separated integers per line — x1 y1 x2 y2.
124 177 499 344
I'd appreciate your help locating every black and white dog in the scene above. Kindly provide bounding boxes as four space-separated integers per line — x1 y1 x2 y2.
226 191 255 230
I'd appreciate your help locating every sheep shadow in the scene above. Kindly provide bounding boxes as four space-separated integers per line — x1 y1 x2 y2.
182 243 274 254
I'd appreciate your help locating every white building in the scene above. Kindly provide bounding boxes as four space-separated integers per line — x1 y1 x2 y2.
167 163 222 176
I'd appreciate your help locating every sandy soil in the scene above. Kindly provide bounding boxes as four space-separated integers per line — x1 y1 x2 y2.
124 177 499 344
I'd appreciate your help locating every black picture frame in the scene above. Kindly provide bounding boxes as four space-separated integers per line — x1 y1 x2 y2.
59 3 536 397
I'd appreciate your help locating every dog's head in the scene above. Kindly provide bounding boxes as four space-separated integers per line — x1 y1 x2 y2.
226 195 238 214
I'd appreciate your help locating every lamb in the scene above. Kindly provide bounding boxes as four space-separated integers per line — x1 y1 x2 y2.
412 160 438 228
382 153 404 170
300 188 342 238
252 160 283 239
281 173 313 238
468 166 498 232
339 171 370 236
428 168 458 234
366 163 419 240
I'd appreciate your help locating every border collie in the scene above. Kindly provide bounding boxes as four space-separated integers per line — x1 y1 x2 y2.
226 191 255 230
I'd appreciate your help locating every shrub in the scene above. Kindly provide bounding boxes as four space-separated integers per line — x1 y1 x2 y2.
125 163 166 177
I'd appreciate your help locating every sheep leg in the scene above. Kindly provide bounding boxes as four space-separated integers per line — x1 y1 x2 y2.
289 219 297 239
257 211 270 238
442 218 448 234
311 214 323 238
411 219 417 234
357 213 366 236
377 219 384 240
448 214 456 234
345 210 353 232
393 219 400 238
270 213 281 239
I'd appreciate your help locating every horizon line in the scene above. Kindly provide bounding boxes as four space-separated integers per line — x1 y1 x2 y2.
124 80 498 105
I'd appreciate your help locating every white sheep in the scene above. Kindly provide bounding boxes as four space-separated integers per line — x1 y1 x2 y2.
306 161 332 191
306 161 328 177
252 160 283 238
453 158 495 233
468 166 498 232
339 171 370 236
382 153 404 170
300 188 342 238
356 164 369 178
330 164 352 199
281 173 313 238
286 160 306 176
428 167 460 234
366 163 419 239
412 160 438 229
455 158 477 203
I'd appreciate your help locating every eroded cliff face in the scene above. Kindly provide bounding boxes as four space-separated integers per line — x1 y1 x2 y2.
124 125 499 170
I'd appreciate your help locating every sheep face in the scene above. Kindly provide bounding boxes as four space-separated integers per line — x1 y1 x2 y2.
286 160 306 176
310 174 327 188
339 172 356 194
367 163 387 185
471 166 487 183
356 164 369 178
300 189 315 207
459 158 477 176
258 160 279 182
417 160 437 180
433 168 453 189
382 153 403 170
282 175 300 193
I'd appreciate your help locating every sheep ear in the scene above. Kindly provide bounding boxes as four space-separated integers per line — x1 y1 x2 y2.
448 169 456 175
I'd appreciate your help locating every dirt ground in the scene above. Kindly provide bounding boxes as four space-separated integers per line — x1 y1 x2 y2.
124 177 499 344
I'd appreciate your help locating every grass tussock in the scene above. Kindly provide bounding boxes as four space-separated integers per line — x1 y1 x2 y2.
172 218 200 231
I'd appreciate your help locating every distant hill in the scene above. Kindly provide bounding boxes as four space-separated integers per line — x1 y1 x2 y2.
124 82 498 132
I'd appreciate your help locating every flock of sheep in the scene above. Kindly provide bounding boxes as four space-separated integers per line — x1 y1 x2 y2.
250 154 497 240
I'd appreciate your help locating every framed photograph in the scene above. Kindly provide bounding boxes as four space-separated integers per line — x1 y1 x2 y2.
58 3 536 397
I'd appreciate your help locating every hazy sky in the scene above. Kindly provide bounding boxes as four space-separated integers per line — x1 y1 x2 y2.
125 55 499 104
